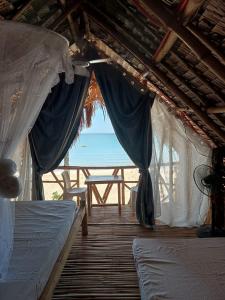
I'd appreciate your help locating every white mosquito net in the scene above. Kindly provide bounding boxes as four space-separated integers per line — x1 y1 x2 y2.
151 97 211 227
0 21 74 280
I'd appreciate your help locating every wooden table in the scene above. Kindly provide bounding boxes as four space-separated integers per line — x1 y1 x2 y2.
85 175 124 216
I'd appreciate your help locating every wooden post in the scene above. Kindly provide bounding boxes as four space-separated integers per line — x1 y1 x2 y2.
121 168 125 205
118 183 121 215
81 199 88 236
87 184 92 216
82 211 88 236
77 168 80 187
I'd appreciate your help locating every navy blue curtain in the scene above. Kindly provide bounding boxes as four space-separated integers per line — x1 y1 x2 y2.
29 73 90 200
94 63 155 226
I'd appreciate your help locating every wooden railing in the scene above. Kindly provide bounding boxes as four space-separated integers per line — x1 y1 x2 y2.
43 165 139 204
42 163 178 204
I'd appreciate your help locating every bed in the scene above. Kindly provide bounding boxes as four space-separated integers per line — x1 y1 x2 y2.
133 238 225 300
0 199 87 300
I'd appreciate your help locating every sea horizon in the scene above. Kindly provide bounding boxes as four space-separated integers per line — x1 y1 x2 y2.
66 133 134 167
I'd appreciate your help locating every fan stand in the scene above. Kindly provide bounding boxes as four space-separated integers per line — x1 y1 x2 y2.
197 225 225 238
197 201 225 238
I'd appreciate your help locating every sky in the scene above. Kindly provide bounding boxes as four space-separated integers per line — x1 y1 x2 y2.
82 107 114 134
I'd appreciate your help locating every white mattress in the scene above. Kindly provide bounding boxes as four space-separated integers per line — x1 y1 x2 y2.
133 238 225 300
0 200 77 300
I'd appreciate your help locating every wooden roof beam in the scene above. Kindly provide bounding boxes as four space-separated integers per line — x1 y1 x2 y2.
85 7 225 144
162 62 225 127
133 0 225 86
152 0 205 63
12 0 32 21
170 51 225 105
59 0 79 43
121 5 224 105
207 107 225 114
187 24 225 65
116 9 223 103
94 7 225 127
49 0 81 31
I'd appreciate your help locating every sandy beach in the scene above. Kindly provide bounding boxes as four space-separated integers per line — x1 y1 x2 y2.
42 167 139 204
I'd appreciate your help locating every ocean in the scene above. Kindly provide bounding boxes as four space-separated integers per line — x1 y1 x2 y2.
67 133 133 166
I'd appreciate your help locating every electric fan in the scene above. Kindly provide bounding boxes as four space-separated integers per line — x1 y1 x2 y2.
193 164 225 237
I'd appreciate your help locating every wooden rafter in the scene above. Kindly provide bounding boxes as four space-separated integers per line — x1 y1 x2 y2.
12 0 32 20
95 5 225 128
187 23 225 65
87 3 224 114
132 0 225 86
59 0 79 42
207 107 225 114
49 0 81 31
89 6 225 128
152 0 205 62
169 51 225 105
162 62 225 127
112 3 224 107
85 6 225 144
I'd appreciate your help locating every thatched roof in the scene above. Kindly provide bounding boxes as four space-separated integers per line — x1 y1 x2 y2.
1 0 225 148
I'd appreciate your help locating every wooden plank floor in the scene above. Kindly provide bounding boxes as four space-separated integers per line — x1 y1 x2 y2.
52 206 197 300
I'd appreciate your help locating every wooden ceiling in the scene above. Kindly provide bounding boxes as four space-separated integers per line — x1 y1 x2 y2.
1 0 225 148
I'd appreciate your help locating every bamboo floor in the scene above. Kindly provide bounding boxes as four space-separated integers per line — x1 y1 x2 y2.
52 206 197 300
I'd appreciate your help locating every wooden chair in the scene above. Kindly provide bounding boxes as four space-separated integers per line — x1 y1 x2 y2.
61 171 87 204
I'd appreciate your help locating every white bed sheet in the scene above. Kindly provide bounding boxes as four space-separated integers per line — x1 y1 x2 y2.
0 200 77 300
133 238 225 300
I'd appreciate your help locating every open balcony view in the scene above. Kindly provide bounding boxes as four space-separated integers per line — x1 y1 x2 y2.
2 2 225 299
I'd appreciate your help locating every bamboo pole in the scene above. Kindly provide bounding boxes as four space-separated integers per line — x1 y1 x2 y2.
134 0 225 86
86 7 225 144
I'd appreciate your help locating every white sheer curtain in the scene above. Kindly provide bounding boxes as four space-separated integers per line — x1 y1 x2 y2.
150 97 211 227
13 137 32 202
0 21 74 280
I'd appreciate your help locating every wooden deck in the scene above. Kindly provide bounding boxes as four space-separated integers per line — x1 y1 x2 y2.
52 206 197 300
